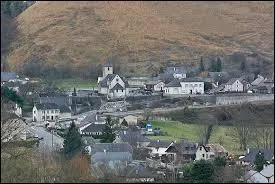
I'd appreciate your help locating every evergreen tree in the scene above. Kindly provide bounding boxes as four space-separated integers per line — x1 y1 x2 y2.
121 119 128 127
216 57 222 72
159 66 164 74
199 56 205 72
100 116 116 143
190 159 214 183
209 59 217 72
254 152 267 172
63 121 83 158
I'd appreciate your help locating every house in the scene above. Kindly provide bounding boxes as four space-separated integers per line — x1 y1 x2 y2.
165 140 199 164
38 92 71 106
224 78 244 92
79 115 106 137
126 77 149 88
1 113 26 142
32 103 71 122
244 164 274 183
5 101 22 117
240 148 274 166
1 72 18 83
165 66 187 79
114 127 151 148
146 140 174 157
119 115 139 126
195 143 228 160
123 163 155 183
91 143 133 170
144 80 165 92
164 78 204 95
249 78 274 94
98 63 129 99
251 75 266 86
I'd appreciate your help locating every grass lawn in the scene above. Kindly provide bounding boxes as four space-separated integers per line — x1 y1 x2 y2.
54 79 97 89
148 121 246 155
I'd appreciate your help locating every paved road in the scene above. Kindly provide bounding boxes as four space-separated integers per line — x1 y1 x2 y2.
28 126 64 151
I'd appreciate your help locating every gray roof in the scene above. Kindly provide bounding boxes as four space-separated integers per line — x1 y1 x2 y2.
157 73 174 84
92 152 132 162
180 77 204 82
93 143 133 154
147 140 173 148
165 78 181 87
118 130 150 143
1 72 17 81
99 74 117 87
82 115 105 124
82 123 105 133
166 140 198 154
35 103 71 113
243 149 274 163
110 83 124 90
124 163 154 178
104 62 113 67
260 164 274 178
225 78 240 85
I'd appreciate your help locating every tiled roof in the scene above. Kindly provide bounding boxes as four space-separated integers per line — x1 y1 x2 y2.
180 77 204 82
225 78 240 85
168 140 198 154
93 143 133 154
110 83 124 90
35 103 71 113
165 78 181 87
206 143 227 153
118 130 150 143
82 123 105 133
243 149 274 163
99 74 117 87
147 140 173 148
124 163 154 178
92 152 132 162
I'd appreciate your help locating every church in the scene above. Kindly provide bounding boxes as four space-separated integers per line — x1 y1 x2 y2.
97 63 129 99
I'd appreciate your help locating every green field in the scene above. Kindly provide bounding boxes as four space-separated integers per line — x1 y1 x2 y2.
148 121 245 155
54 79 97 89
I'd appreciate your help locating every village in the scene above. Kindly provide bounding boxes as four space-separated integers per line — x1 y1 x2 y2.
1 59 274 183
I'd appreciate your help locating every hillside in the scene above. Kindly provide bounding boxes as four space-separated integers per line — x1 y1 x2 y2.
6 1 274 77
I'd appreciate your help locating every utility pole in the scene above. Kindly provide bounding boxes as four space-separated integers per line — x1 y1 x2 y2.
52 130 54 149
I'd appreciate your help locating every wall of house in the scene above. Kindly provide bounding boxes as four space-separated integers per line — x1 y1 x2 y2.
33 107 61 122
33 106 42 122
181 82 204 94
154 82 165 91
164 87 181 94
195 146 215 160
173 73 186 79
127 77 148 87
112 89 126 98
119 116 138 125
99 87 108 94
224 80 244 92
149 147 169 156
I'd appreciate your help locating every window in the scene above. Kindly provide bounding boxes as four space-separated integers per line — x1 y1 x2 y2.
199 84 202 87
42 110 45 114
55 110 58 113
116 78 119 82
116 89 118 92
185 147 189 150
122 89 123 92
108 67 110 71
195 84 198 87
199 147 202 151
55 116 58 119
42 116 45 120
206 154 208 159
202 154 205 158
46 116 50 120
185 84 188 87
47 110 49 113
33 110 36 114
51 110 54 113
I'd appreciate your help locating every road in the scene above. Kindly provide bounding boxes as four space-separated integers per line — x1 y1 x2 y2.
28 125 64 151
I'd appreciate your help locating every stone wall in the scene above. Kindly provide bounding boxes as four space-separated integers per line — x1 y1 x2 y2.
216 93 274 105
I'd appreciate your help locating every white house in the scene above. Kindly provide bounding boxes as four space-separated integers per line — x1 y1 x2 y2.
164 78 204 95
98 63 129 99
32 103 71 122
119 115 139 126
79 115 106 136
165 67 187 79
145 80 165 92
224 78 244 92
195 144 228 160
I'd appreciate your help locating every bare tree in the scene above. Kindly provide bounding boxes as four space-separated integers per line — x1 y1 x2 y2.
233 121 252 150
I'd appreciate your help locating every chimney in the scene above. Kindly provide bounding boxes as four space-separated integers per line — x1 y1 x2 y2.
157 140 159 142
247 148 250 154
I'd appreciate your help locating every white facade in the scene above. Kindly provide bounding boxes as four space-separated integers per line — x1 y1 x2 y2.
32 105 71 122
119 115 138 125
103 66 113 79
180 82 204 94
195 146 215 160
224 79 244 92
173 73 186 79
153 82 165 91
164 82 204 95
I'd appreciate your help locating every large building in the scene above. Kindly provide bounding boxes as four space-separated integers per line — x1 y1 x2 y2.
98 63 129 99
163 78 204 95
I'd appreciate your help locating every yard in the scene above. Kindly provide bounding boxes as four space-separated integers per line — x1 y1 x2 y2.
148 121 246 155
53 79 97 89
